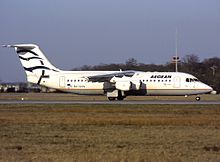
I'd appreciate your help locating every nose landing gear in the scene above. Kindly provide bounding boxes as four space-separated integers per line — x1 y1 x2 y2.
195 96 201 101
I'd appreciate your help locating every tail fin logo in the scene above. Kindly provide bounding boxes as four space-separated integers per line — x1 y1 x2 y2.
17 49 42 61
17 49 39 56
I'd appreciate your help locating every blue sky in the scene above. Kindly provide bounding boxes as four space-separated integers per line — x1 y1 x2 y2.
0 0 219 82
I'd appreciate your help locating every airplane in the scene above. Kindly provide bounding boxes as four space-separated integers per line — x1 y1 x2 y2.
3 44 213 101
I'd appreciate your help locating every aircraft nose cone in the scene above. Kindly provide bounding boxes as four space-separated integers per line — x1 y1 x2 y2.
198 82 213 94
205 84 213 93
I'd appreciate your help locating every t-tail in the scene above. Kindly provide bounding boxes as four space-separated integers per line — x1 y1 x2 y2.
3 44 61 85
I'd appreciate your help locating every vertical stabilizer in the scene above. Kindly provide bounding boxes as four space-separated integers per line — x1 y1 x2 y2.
3 44 60 84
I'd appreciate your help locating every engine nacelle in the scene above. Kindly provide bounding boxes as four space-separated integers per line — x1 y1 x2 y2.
115 81 131 91
110 76 142 91
131 80 141 90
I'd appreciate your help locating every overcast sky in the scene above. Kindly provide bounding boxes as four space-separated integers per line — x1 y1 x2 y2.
0 0 219 82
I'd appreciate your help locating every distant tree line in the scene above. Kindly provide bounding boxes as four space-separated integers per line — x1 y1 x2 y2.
73 54 220 93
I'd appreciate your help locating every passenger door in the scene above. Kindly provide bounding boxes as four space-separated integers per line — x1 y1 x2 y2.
173 76 181 88
59 76 65 88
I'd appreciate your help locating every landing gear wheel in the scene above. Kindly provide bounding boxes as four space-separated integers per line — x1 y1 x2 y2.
108 97 116 101
195 96 201 101
117 96 124 101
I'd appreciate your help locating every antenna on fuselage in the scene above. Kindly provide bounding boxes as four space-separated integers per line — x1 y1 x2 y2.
172 28 180 72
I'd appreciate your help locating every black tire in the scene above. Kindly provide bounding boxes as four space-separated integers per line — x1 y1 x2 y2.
108 97 116 101
195 96 201 101
117 96 124 101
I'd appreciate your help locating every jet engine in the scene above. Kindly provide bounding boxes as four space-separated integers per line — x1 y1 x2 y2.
115 81 131 91
131 80 142 90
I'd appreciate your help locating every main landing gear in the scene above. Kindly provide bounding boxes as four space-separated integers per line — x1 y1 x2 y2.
108 97 116 101
108 96 125 101
107 90 126 101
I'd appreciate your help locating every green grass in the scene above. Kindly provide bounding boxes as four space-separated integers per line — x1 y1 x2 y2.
0 104 220 161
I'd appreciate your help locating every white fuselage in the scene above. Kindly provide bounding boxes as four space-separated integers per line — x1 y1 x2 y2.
5 44 213 100
39 71 212 96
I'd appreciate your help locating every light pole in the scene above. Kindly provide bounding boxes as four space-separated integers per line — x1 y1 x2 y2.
172 56 180 72
210 65 217 77
172 29 180 72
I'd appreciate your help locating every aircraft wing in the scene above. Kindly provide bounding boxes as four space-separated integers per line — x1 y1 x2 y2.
86 70 136 82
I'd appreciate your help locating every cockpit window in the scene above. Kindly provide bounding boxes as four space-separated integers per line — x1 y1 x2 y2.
186 78 199 82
